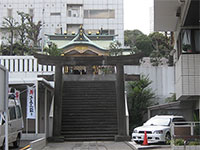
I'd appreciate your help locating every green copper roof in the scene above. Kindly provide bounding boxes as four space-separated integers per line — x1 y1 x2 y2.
45 27 115 50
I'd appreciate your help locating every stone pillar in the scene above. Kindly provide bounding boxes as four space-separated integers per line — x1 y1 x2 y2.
115 64 130 141
53 64 63 139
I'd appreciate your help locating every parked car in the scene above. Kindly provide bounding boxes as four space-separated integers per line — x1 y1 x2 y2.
132 115 186 144
0 94 23 149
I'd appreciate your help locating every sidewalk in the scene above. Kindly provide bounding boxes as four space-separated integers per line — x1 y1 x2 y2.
126 141 171 150
43 141 135 150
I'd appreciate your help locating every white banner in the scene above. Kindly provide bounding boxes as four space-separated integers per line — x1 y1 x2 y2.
27 86 36 119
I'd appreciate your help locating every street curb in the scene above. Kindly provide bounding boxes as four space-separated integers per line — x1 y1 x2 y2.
30 137 46 150
126 141 171 150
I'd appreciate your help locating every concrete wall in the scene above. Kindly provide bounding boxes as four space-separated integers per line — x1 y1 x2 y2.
124 64 175 104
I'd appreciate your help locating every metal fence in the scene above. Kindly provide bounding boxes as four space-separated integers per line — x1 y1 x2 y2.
171 122 200 149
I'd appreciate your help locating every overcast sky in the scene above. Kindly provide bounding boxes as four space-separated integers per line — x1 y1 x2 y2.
124 0 153 35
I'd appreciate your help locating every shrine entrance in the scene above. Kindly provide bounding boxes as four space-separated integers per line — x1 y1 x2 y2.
34 53 143 141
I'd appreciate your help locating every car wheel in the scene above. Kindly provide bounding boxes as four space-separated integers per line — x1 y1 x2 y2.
13 135 20 148
165 132 171 144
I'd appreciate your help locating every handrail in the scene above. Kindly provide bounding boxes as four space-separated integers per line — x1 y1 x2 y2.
125 91 129 136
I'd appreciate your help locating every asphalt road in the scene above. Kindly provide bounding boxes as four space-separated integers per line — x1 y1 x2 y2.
43 141 134 150
10 140 31 150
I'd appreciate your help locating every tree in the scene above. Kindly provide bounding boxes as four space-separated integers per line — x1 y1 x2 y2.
2 17 18 55
109 40 123 56
165 93 176 103
1 12 43 55
135 34 154 56
149 32 173 66
124 29 143 47
16 12 29 55
124 30 153 56
25 15 42 49
127 75 156 132
43 43 61 56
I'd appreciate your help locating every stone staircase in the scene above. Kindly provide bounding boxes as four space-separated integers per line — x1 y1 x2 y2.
61 81 118 141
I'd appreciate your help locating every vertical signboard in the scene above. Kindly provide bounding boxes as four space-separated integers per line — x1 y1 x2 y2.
27 86 36 119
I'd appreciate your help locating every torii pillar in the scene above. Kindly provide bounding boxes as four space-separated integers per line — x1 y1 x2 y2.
115 64 130 141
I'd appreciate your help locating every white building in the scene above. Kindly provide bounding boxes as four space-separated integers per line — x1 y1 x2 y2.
0 0 124 46
153 0 200 120
149 6 154 34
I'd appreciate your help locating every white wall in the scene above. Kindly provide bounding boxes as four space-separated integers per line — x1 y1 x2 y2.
124 64 175 104
0 0 124 45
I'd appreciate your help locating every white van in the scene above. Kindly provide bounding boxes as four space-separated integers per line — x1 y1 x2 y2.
0 94 23 149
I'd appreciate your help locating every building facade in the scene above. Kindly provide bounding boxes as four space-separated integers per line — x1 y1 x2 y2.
154 0 200 120
0 0 124 46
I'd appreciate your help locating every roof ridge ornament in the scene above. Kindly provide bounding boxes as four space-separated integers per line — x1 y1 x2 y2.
74 26 88 41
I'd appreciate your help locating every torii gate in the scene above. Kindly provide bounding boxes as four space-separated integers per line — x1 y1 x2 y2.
34 53 143 141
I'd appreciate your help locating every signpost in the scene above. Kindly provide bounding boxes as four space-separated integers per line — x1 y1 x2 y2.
0 65 8 150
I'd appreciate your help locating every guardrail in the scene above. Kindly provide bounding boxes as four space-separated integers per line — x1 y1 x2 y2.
0 56 55 74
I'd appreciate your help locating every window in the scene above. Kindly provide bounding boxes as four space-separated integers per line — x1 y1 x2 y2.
66 24 82 34
172 118 186 125
84 9 115 19
50 12 61 16
85 29 115 35
101 29 115 35
29 8 34 17
180 29 200 54
16 106 22 119
145 117 170 126
67 4 83 18
7 8 13 17
9 107 16 120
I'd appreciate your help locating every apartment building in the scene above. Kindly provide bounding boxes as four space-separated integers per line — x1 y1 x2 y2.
0 0 124 46
154 0 200 120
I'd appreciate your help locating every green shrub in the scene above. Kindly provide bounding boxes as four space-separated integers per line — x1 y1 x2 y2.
188 141 200 145
174 139 185 146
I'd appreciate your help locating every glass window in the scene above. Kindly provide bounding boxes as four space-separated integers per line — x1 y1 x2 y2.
7 8 13 17
172 118 186 125
29 8 34 17
84 9 115 19
67 24 82 33
194 30 200 53
9 107 16 120
50 12 61 16
67 4 83 17
181 30 192 53
144 117 171 126
16 106 22 119
181 29 200 54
